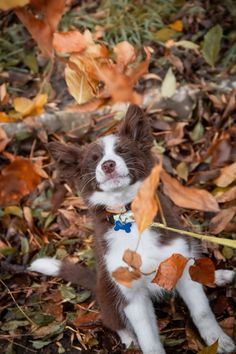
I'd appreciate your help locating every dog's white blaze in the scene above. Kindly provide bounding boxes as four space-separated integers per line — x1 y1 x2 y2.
95 135 131 191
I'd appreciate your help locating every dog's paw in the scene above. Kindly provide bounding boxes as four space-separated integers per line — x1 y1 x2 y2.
217 333 235 354
117 329 137 348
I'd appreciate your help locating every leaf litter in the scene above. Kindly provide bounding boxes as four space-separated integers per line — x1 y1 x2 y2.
0 0 236 353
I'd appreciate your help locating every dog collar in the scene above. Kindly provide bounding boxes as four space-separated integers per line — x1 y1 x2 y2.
106 205 134 234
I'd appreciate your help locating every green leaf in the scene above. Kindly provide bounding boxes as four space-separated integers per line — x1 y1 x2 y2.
33 313 55 325
1 320 29 331
21 236 29 255
189 121 204 141
31 340 51 349
202 25 223 67
198 340 218 354
60 284 77 302
76 289 91 303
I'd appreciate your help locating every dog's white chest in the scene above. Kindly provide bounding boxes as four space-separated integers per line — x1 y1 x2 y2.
104 223 191 298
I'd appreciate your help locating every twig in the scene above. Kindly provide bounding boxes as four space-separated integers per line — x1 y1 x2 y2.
0 279 36 326
151 222 236 248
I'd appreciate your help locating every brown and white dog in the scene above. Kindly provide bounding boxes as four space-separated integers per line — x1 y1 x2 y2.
29 105 235 354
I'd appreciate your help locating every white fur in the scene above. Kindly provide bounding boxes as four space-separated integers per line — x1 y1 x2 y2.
96 135 130 191
89 180 141 207
28 257 61 276
215 269 235 286
117 329 136 348
104 223 235 354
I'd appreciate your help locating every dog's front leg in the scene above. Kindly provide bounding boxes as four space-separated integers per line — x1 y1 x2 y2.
124 293 166 354
176 265 235 354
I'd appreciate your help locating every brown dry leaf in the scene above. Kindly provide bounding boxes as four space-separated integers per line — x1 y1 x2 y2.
13 94 48 117
165 122 187 147
209 207 236 234
114 41 136 69
15 8 53 57
0 127 10 153
219 317 234 337
123 249 142 270
74 311 99 327
0 157 41 207
189 258 215 287
53 31 86 53
0 83 9 104
197 340 218 354
43 0 66 33
0 0 29 10
216 186 236 203
112 267 141 288
152 253 188 291
214 162 236 187
161 170 219 212
131 164 162 234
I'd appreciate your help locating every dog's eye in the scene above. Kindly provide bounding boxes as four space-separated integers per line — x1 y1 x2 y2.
92 153 99 161
116 146 127 154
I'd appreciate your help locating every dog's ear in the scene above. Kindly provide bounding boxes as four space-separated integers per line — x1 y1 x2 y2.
47 142 82 179
118 104 153 149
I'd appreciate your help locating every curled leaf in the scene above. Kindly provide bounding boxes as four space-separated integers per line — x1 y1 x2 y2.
189 258 215 287
123 249 142 270
132 164 162 234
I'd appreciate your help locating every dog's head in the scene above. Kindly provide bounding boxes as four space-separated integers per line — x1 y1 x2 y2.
48 105 155 207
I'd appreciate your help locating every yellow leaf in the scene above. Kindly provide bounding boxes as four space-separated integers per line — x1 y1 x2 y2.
0 0 29 10
197 341 218 354
0 112 14 122
131 164 162 234
13 94 47 117
154 27 176 42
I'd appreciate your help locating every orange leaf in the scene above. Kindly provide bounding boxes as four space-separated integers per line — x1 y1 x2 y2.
131 164 162 234
15 8 53 58
189 258 215 287
169 20 183 32
123 249 142 270
152 253 188 291
161 170 219 212
0 157 41 207
43 0 66 33
0 112 14 122
74 311 99 327
112 267 141 288
53 31 86 53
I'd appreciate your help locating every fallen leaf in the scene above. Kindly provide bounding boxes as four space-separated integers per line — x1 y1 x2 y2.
0 127 10 152
209 207 236 234
0 0 29 10
161 67 176 98
154 27 176 42
197 340 218 354
13 94 48 117
123 249 142 270
161 170 219 212
0 157 41 207
214 162 236 187
169 20 183 32
152 253 188 291
114 41 136 69
131 164 162 234
165 122 187 147
0 83 9 104
215 186 236 203
167 40 199 51
202 25 223 67
74 311 99 327
189 258 215 287
53 31 87 53
0 112 14 122
112 267 141 288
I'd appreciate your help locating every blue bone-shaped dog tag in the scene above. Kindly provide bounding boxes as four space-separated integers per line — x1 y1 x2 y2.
114 220 132 233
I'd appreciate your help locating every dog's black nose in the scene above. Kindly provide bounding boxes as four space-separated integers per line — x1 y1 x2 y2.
101 160 116 174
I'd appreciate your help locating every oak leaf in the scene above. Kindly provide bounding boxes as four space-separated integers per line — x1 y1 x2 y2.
189 258 215 287
161 170 219 212
131 164 162 234
112 267 141 288
152 253 188 291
